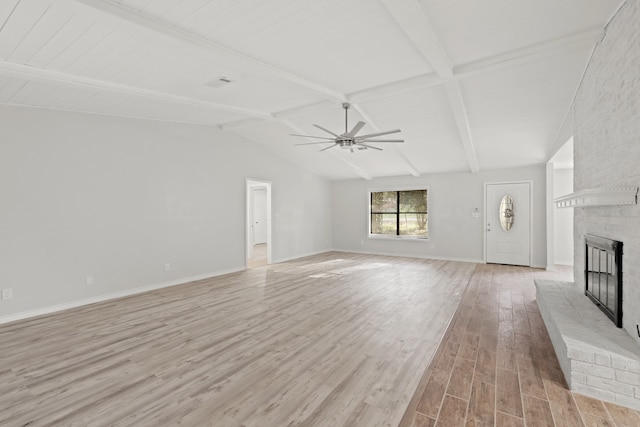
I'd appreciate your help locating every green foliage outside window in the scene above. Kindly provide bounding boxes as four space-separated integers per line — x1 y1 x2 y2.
370 190 428 237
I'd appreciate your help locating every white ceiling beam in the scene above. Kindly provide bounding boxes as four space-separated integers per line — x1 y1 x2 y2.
273 101 337 120
351 104 420 177
220 117 272 131
444 81 480 173
348 73 442 104
454 27 605 79
380 0 453 78
71 0 347 102
0 59 272 119
350 29 605 105
381 0 479 173
218 28 606 131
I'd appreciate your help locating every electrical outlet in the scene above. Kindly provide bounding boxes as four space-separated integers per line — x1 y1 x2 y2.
86 276 94 285
2 288 13 300
164 263 171 272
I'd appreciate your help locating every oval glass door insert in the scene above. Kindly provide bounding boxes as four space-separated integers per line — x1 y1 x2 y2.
500 195 514 231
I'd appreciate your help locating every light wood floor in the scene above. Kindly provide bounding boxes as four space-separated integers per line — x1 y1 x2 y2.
399 263 640 427
0 252 476 426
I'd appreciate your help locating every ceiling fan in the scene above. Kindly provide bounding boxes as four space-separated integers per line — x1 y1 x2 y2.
291 103 403 153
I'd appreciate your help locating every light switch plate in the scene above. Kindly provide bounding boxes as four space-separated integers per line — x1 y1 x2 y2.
2 288 13 300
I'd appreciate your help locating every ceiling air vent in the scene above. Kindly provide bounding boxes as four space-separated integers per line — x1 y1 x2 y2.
205 76 234 88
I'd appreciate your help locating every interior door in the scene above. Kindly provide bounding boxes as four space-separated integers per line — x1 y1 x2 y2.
486 182 531 266
252 189 267 244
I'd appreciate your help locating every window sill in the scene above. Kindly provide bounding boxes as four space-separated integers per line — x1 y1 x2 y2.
368 235 429 242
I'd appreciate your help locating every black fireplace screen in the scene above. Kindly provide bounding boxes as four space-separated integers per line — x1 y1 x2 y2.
585 234 623 327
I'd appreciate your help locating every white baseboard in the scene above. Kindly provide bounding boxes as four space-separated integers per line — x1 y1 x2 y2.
331 248 483 264
0 267 245 325
271 249 332 264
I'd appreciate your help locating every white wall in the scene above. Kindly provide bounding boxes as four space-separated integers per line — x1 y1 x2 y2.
332 165 547 267
0 105 331 320
573 0 640 345
553 168 573 265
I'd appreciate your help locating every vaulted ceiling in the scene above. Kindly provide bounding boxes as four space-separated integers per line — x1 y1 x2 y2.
0 0 623 180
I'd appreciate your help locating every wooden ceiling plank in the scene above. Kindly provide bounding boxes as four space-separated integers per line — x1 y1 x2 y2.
50 24 115 72
58 26 130 77
28 13 96 68
0 77 26 102
71 0 348 102
0 0 51 58
0 0 21 31
7 5 71 64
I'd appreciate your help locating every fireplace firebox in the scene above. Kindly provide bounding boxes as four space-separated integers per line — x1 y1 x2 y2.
584 234 623 327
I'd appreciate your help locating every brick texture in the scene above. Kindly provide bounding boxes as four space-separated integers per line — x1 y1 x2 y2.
536 279 640 410
573 0 640 347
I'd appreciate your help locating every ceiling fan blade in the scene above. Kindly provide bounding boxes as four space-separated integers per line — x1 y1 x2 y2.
295 142 334 146
359 139 404 143
319 144 338 152
359 144 383 151
356 129 401 139
346 121 366 137
290 134 336 140
313 124 340 138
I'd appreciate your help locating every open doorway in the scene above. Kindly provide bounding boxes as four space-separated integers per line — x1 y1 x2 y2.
246 179 272 268
548 138 574 267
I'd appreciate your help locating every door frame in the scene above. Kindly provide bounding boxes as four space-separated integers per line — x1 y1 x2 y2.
245 178 272 266
483 180 533 266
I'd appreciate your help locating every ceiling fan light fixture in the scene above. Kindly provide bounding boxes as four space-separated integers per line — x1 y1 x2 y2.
292 104 404 152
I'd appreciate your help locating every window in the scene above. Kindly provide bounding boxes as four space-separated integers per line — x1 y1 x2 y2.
370 189 428 238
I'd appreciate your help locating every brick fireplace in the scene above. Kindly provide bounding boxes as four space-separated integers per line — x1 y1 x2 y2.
538 0 640 410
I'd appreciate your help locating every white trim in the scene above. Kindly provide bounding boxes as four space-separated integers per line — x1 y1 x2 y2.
546 163 555 270
272 250 333 264
332 248 482 264
246 178 272 266
554 187 638 208
367 235 429 242
0 267 244 325
367 186 430 240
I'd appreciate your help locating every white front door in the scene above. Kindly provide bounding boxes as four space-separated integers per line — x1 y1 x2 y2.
252 189 267 244
486 182 531 266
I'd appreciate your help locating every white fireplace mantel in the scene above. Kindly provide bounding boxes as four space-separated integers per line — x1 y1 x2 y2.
554 187 638 208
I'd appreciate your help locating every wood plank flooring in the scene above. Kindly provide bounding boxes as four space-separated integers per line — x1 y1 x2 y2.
0 252 476 426
399 263 640 427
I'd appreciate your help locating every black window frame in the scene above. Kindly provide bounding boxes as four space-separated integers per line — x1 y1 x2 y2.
369 188 429 239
